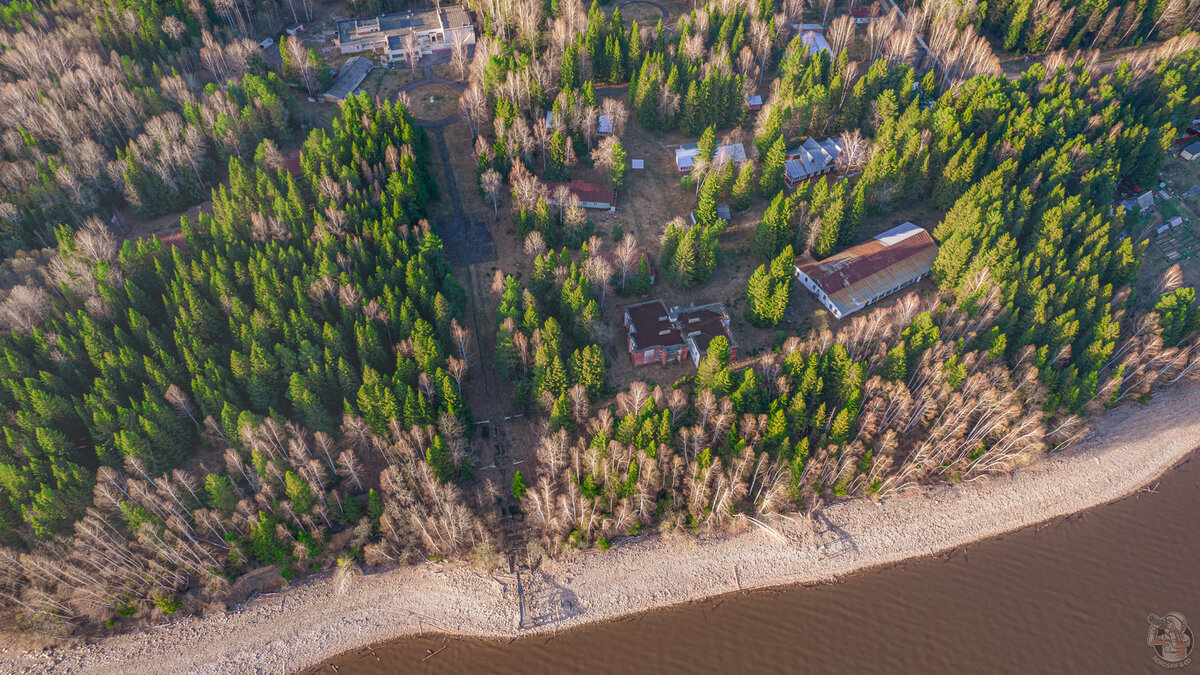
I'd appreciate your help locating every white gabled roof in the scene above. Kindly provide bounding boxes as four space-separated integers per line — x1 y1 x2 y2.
874 221 924 247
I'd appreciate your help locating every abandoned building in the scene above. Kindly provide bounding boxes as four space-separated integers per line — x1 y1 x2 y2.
544 180 617 209
784 137 842 187
794 222 937 319
623 300 737 367
335 6 474 64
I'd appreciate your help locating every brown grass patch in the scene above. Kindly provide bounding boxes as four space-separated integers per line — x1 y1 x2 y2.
406 83 463 121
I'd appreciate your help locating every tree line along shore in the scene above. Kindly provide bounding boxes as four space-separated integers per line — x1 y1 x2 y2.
0 0 1198 642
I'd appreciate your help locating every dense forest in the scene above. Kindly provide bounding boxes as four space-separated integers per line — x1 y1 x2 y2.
0 0 1198 634
0 95 487 624
0 0 326 252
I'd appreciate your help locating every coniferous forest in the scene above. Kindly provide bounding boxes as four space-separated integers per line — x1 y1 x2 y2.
0 0 1198 634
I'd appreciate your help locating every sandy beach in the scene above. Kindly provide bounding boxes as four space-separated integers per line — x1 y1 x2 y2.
8 383 1200 673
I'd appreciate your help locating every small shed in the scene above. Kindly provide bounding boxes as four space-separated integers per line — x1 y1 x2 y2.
689 205 731 225
1157 223 1172 235
1182 141 1200 160
631 159 644 171
790 22 825 33
1168 216 1185 229
1137 191 1156 209
598 114 614 135
286 24 304 36
746 94 763 110
545 111 555 129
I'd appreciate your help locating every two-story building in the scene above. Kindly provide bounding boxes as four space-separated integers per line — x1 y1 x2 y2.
622 300 737 367
335 6 474 64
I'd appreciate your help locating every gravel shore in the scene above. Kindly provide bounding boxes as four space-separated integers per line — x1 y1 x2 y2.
8 384 1200 673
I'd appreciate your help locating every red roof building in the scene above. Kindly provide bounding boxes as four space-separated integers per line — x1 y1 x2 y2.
624 300 687 366
545 180 616 209
622 300 736 367
150 229 188 254
285 149 303 176
794 222 937 319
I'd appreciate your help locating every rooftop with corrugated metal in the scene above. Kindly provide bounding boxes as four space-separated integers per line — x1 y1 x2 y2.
324 56 373 100
795 222 937 316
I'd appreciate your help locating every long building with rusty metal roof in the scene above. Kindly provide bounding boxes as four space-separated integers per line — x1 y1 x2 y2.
793 222 937 319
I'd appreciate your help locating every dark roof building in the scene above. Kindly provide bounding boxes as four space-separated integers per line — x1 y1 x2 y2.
624 300 686 367
323 56 374 101
284 149 303 176
673 302 736 366
785 137 842 187
622 300 737 367
151 229 188 254
794 222 937 319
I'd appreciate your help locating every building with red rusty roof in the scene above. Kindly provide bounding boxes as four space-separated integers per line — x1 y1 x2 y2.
794 222 937 319
544 180 617 209
622 300 736 367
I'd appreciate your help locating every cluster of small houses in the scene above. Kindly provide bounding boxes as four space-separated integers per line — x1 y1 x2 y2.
674 137 844 189
318 8 940 370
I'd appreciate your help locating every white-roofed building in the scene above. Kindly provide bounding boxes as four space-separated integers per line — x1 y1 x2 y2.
785 137 842 188
677 142 748 172
799 30 831 58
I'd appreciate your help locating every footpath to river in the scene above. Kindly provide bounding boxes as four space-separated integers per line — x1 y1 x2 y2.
9 384 1200 674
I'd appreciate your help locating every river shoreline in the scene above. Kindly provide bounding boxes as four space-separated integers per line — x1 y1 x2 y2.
10 384 1200 674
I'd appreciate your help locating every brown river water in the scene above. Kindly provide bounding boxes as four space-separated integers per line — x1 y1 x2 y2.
320 449 1200 674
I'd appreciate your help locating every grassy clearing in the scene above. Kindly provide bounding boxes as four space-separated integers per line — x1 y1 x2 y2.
406 83 463 121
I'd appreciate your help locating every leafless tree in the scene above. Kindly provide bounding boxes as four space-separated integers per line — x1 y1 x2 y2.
0 286 49 334
582 254 614 307
827 15 856 58
450 319 473 363
614 232 639 292
450 30 473 80
835 129 868 174
524 230 547 256
590 136 621 176
480 168 502 215
286 36 317 95
461 85 487 138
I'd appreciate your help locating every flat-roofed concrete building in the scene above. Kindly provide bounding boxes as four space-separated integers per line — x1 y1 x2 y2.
794 222 938 319
335 6 474 64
